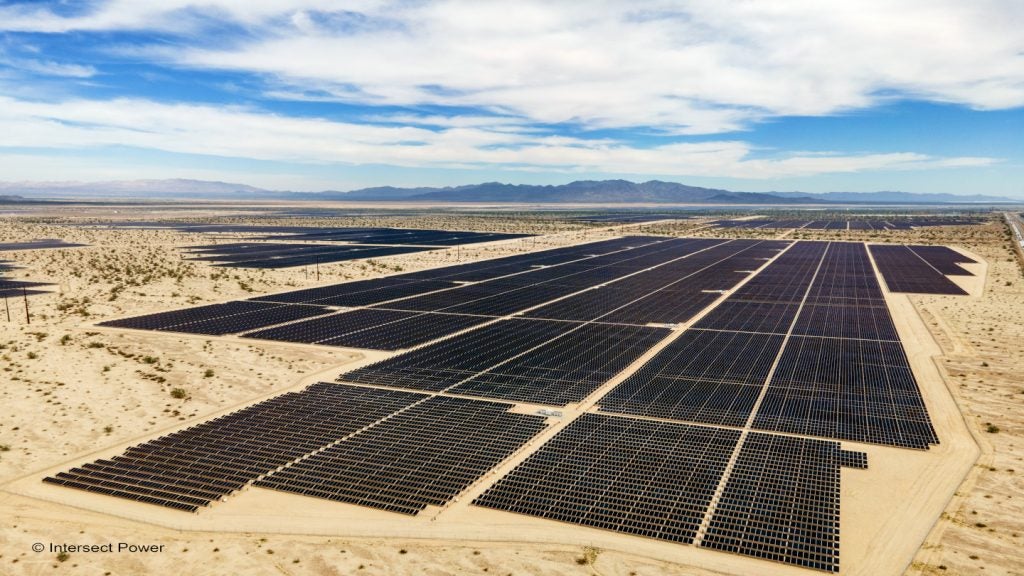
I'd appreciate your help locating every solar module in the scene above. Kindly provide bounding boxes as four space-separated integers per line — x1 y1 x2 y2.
474 413 740 543
869 245 969 295
252 278 458 307
147 304 334 336
99 300 283 330
908 245 976 276
340 318 579 392
754 335 938 449
43 383 425 511
255 395 547 515
598 330 785 426
447 323 671 405
702 433 865 572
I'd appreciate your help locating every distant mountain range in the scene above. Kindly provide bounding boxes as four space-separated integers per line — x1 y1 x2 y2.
0 178 1018 204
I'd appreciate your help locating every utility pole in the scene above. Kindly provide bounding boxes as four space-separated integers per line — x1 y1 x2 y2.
4 294 9 322
22 286 30 324
315 255 320 281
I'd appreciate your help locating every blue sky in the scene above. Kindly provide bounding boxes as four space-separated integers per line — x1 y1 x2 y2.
0 1 1022 196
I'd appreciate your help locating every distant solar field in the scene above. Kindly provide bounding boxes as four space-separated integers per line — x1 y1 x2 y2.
175 226 532 268
712 216 985 230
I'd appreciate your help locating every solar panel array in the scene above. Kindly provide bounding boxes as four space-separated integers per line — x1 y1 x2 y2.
474 414 740 543
185 243 436 269
755 336 938 449
599 241 939 450
713 216 983 230
751 243 938 449
255 396 547 515
598 242 827 426
102 236 673 347
869 244 969 295
178 226 532 268
702 433 863 572
0 240 77 298
44 383 424 511
598 330 783 426
100 301 335 336
342 318 582 393
58 237 959 572
253 227 531 246
246 309 491 351
525 240 788 324
908 245 976 276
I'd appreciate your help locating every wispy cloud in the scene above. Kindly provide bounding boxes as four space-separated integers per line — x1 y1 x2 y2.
8 1 1020 133
0 95 996 179
0 1 1017 190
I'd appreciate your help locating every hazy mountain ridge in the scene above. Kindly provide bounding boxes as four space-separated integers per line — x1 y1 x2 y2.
0 179 1017 204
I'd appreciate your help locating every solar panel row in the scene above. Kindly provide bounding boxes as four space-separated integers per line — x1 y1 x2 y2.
99 300 334 336
255 395 547 515
869 245 969 295
473 413 740 544
99 236 678 349
341 318 674 405
43 383 424 511
596 243 828 426
252 236 667 306
526 240 789 324
598 330 784 426
702 433 865 572
754 336 938 449
908 245 976 276
753 242 938 449
245 309 492 351
714 217 982 230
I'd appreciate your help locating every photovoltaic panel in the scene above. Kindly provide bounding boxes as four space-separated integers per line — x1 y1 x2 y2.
447 323 671 405
753 335 938 449
216 245 436 269
702 433 864 572
43 383 425 511
598 330 785 426
908 245 976 276
250 277 452 306
869 245 968 295
791 302 898 340
693 300 800 334
0 239 87 251
255 395 547 515
320 312 492 350
243 308 420 343
340 318 579 392
98 300 282 330
474 413 740 544
150 304 334 336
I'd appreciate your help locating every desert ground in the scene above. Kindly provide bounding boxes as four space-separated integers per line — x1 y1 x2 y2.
0 204 1021 575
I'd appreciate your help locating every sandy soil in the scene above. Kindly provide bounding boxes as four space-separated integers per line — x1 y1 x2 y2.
0 208 1020 575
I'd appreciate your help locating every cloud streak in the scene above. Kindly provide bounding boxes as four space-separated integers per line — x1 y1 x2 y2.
0 95 995 181
5 1 1021 133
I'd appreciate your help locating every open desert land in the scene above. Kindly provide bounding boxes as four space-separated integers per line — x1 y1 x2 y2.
0 208 1021 576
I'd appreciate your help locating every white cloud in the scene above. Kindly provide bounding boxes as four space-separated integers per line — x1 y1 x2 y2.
0 95 996 180
2 2 1022 133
